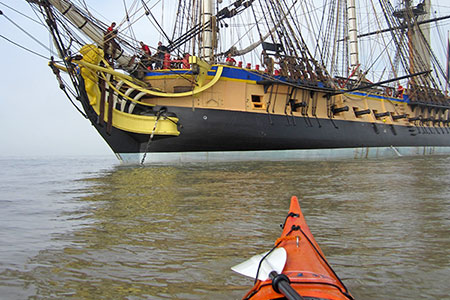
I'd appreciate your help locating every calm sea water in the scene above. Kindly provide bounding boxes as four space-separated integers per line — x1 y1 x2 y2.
0 155 449 299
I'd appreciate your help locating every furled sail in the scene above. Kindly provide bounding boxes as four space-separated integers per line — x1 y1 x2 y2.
28 0 136 70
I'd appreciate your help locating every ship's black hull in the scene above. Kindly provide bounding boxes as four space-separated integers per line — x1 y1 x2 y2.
86 106 450 154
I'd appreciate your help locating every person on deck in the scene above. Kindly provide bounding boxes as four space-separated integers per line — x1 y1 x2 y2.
104 22 119 60
262 50 274 74
107 22 116 32
155 41 169 69
226 53 236 66
140 41 152 70
396 85 405 98
140 41 151 56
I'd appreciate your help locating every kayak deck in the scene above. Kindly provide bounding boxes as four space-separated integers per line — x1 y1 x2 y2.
240 196 353 300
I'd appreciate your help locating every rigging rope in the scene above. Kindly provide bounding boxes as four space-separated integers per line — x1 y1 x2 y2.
0 34 49 60
49 59 88 118
0 2 43 25
7 0 449 103
0 10 55 54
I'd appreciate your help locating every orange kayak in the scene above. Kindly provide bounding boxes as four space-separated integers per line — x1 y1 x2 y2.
233 196 353 300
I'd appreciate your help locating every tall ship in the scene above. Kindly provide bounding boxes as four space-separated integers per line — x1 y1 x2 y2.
8 0 450 162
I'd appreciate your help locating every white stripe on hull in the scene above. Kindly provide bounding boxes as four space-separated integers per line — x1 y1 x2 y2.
116 146 450 165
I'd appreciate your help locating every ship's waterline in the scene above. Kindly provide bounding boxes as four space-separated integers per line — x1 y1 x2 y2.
117 146 450 164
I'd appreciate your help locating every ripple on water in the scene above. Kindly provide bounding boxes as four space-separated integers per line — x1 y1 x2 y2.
0 156 449 299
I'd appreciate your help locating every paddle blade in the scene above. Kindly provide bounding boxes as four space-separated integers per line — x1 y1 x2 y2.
231 247 287 281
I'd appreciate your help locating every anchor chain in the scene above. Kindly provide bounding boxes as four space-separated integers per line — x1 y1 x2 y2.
140 108 166 165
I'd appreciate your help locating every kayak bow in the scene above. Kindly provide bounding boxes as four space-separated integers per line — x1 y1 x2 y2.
232 196 354 300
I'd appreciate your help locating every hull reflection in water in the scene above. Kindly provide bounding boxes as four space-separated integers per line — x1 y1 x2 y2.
0 157 449 299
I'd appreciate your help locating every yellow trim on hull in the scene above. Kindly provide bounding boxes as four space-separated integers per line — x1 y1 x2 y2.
98 72 155 107
74 51 223 98
345 92 406 103
121 64 223 97
77 45 179 136
92 102 179 135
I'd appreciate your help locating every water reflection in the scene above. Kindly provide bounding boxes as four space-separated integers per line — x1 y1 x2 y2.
5 157 450 299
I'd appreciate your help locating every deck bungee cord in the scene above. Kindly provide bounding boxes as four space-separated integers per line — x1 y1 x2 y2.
234 196 354 300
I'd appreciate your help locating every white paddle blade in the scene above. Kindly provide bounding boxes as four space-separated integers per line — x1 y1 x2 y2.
231 247 287 281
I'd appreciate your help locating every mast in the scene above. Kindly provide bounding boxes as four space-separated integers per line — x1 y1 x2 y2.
412 0 431 74
200 0 215 63
394 0 430 87
447 31 450 96
347 0 360 79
